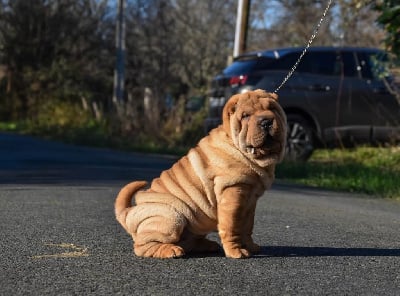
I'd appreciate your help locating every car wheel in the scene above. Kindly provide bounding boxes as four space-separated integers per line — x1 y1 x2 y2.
285 114 315 162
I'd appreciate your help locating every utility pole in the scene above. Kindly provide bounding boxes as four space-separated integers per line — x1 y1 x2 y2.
233 0 251 58
113 0 126 105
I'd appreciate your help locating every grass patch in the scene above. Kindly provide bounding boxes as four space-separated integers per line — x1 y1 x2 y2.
276 147 400 199
0 122 18 131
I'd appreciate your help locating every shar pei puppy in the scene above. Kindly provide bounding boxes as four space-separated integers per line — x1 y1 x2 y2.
115 89 287 259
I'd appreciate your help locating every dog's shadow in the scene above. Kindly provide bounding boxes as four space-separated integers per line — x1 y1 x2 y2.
256 245 400 257
191 245 400 258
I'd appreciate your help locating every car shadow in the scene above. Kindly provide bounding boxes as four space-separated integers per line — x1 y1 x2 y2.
256 245 400 257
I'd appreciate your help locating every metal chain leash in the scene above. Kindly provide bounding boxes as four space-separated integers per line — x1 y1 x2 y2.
274 0 333 93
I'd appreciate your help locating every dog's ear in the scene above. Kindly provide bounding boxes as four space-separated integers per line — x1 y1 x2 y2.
254 89 278 101
268 92 278 101
222 94 241 135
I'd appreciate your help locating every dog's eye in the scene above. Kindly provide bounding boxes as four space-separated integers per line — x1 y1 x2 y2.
260 119 274 130
241 113 250 120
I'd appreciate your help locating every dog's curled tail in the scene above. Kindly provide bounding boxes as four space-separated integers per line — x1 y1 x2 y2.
115 181 148 232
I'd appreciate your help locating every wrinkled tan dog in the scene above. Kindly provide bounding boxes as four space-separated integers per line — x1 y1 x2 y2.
115 89 287 259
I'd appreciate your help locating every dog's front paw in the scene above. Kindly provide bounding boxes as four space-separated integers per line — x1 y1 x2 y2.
224 247 251 259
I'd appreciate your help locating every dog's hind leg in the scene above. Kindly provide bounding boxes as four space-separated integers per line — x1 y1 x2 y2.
129 204 187 258
135 241 185 258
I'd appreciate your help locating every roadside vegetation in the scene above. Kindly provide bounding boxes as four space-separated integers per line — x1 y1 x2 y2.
1 118 399 200
276 147 400 199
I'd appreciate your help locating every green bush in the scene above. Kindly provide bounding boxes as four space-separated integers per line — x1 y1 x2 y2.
276 147 400 199
17 98 109 146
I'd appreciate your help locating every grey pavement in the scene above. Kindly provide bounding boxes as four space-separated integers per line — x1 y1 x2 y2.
0 132 399 295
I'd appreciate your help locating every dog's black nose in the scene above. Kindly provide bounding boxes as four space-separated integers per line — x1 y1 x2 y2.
260 118 273 130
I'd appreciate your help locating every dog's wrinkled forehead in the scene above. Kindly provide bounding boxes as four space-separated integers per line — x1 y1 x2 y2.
234 91 277 114
236 96 269 111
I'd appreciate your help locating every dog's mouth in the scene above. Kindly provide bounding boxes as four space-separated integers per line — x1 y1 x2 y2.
245 136 279 157
245 145 274 158
246 146 258 155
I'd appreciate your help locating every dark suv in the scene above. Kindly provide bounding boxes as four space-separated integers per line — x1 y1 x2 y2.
205 46 400 161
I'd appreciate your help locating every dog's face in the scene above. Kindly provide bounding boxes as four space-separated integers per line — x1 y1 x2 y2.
222 89 287 166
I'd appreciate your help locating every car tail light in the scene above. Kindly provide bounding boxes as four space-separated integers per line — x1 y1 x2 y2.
229 75 248 86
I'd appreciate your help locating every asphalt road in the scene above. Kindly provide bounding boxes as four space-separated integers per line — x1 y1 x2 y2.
0 132 399 295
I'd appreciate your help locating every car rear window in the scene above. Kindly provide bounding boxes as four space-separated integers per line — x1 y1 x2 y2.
295 52 338 75
223 57 275 75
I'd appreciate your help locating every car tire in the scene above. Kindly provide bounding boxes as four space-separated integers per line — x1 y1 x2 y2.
285 114 315 162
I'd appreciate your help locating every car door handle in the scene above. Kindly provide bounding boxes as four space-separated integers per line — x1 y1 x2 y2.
309 84 331 91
